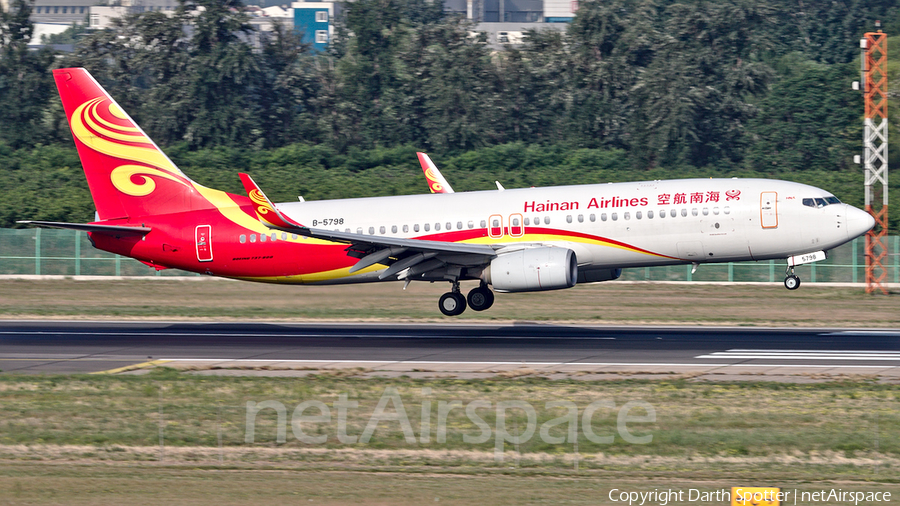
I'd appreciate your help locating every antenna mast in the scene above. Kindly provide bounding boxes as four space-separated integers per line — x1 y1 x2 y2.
861 27 889 294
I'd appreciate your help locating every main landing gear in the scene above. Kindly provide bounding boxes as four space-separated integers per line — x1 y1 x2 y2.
438 282 495 316
784 266 801 290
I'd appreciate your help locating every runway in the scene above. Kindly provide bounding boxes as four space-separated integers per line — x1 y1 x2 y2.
1 321 899 379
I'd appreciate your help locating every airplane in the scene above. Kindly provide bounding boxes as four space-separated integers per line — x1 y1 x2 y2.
19 68 875 316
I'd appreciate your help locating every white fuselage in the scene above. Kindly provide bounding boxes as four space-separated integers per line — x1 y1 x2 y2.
275 178 873 278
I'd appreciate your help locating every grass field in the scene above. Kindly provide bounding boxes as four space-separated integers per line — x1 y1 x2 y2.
1 278 899 326
0 371 898 503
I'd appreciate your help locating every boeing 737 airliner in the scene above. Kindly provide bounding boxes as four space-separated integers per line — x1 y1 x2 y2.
20 68 875 316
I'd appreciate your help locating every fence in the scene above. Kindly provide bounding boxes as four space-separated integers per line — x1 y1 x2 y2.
1 228 898 283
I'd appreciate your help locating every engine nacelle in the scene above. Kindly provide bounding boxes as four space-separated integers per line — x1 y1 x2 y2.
486 247 578 292
577 267 622 283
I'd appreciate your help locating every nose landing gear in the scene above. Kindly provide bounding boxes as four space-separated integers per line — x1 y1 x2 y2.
784 266 801 290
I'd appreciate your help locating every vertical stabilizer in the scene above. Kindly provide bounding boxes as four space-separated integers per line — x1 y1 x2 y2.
54 68 207 220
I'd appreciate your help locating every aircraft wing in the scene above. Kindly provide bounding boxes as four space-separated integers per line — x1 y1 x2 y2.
239 173 497 279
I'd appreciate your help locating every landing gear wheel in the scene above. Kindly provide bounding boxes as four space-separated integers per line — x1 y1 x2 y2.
784 275 801 290
467 286 495 312
439 292 467 316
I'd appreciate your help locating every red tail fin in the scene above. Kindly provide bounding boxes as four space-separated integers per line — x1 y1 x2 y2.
54 68 206 220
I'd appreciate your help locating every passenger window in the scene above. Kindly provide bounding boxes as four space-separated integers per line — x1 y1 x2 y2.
826 196 841 204
624 212 630 220
240 234 246 243
713 207 719 215
480 220 487 228
611 213 618 221
291 234 298 240
601 213 607 222
566 215 573 223
590 214 596 222
369 227 375 234
524 217 530 226
533 216 539 225
815 198 827 208
468 221 474 229
260 233 267 242
680 209 687 217
648 210 654 219
456 221 462 230
272 233 277 241
250 234 257 243
403 224 409 233
702 208 709 216
414 224 420 232
578 214 584 223
512 217 520 226
446 222 452 230
724 207 730 215
391 225 397 234
380 226 386 234
659 210 665 219
543 216 550 225
424 223 430 232
670 209 676 218
691 208 698 217
636 211 642 220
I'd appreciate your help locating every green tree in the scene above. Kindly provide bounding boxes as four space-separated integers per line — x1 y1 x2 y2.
564 0 658 151
398 17 503 151
0 0 56 148
629 0 775 168
745 59 861 172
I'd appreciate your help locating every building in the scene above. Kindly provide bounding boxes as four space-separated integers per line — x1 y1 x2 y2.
444 0 576 48
292 1 334 52
443 0 577 23
31 0 177 26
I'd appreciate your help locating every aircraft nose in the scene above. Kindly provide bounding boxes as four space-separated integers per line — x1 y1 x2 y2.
845 205 875 239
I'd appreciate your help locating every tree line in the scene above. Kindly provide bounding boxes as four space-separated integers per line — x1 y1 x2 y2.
0 0 898 230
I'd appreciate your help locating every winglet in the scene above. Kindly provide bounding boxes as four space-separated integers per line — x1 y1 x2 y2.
417 152 454 194
238 173 305 230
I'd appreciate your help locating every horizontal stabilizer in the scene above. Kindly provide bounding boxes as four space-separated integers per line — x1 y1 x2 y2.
17 220 151 235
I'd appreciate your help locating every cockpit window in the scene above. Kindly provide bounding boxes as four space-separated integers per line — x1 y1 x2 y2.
803 197 839 208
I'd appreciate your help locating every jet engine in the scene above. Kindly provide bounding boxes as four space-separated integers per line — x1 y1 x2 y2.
485 247 577 292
